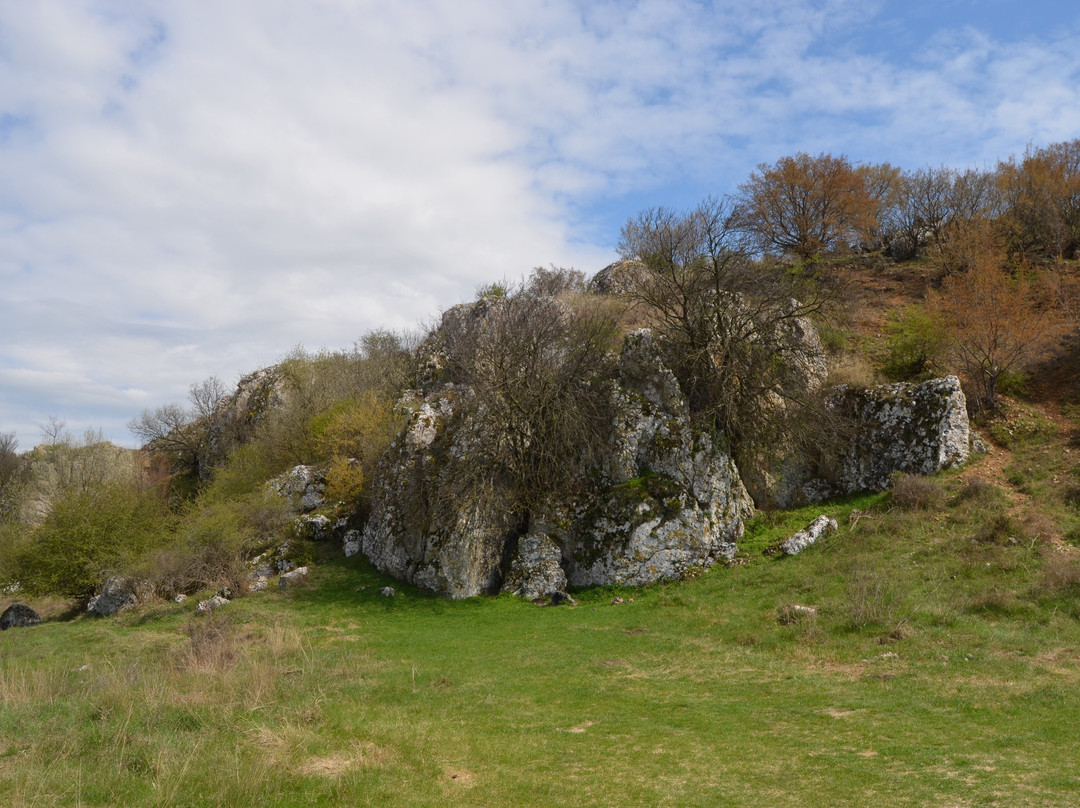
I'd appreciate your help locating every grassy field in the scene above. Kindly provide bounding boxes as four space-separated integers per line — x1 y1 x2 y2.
2 407 1080 807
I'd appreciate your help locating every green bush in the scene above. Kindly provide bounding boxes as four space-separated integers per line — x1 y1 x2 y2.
883 306 947 381
12 481 173 599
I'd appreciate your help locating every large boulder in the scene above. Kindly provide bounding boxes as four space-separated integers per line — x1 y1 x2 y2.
361 326 754 599
746 375 971 507
827 375 970 494
0 603 41 630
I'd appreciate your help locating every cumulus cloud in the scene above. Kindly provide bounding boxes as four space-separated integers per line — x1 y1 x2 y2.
1 0 1078 448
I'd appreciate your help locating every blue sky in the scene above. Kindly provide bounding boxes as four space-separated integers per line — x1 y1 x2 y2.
1 0 1079 450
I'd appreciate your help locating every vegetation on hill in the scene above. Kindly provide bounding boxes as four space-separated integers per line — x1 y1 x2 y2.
0 140 1078 804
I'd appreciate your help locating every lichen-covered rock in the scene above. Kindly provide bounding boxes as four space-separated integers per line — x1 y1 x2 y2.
268 465 326 513
0 603 41 630
360 389 522 599
87 577 137 616
781 515 837 556
828 375 970 494
747 375 971 507
361 325 753 599
501 532 567 600
293 514 331 541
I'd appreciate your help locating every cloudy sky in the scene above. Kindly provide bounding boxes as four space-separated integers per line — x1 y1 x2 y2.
2 0 1078 449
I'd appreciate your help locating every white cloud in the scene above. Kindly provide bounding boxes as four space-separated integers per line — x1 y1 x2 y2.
1 0 1079 449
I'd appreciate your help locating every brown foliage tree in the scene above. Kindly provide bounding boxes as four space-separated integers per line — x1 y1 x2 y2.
929 232 1066 409
998 139 1080 259
734 152 876 261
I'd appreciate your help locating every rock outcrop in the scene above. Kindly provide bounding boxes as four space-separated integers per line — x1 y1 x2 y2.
828 375 970 493
360 322 754 600
746 375 971 508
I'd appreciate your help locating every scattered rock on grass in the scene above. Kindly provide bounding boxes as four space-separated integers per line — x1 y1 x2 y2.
196 595 229 613
781 515 837 556
279 567 309 589
87 577 137 617
0 603 41 630
380 586 395 598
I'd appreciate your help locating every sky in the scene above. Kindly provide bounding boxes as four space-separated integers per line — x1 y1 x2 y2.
1 0 1079 450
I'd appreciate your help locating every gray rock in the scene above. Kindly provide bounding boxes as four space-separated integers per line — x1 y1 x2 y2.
0 603 41 630
361 326 753 598
87 577 137 616
279 566 309 589
747 375 971 508
174 594 187 603
196 594 229 613
293 514 331 541
380 586 395 598
268 464 327 513
781 515 837 556
249 576 269 592
501 532 567 600
342 529 361 558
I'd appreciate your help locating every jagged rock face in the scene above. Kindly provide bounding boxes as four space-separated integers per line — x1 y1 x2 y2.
748 375 971 507
829 375 970 494
361 391 522 599
361 326 754 599
551 330 753 588
199 367 289 476
586 259 650 296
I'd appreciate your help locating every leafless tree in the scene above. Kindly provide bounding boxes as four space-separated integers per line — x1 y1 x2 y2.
129 376 228 479
619 196 839 461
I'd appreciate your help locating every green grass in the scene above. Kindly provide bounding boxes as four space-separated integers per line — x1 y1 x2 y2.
2 406 1080 807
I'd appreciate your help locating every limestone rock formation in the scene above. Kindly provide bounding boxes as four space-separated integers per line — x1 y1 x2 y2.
827 375 970 495
360 323 754 599
747 375 971 508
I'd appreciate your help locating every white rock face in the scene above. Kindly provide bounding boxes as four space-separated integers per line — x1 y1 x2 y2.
747 375 972 508
829 375 970 494
502 532 567 600
361 325 754 599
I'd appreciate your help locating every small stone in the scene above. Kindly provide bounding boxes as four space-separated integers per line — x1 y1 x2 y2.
380 586 395 598
174 594 187 603
279 567 309 589
196 595 229 613
216 587 233 600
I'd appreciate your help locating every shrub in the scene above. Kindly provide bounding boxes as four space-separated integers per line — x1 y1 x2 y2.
889 472 945 510
12 480 173 599
882 306 947 381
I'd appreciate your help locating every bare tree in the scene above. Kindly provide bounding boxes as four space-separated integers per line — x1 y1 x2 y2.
432 283 618 516
129 376 228 479
618 196 836 458
0 431 25 520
